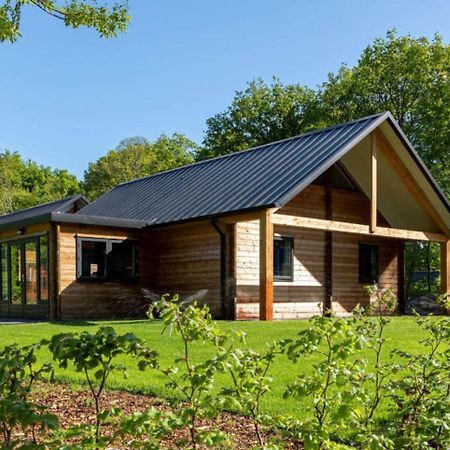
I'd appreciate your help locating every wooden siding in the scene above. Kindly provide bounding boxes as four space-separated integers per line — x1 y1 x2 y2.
58 225 148 320
235 184 400 319
149 221 222 317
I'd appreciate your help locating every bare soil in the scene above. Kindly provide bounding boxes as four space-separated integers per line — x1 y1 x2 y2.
28 383 302 449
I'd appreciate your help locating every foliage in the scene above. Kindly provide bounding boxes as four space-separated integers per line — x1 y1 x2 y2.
48 326 157 447
147 294 235 449
0 150 80 215
222 343 280 447
0 342 57 446
0 0 130 42
83 134 197 199
389 315 450 449
198 78 322 160
281 314 367 449
320 30 450 196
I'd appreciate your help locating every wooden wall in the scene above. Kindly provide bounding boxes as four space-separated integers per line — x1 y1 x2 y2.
149 221 222 317
235 184 400 319
58 225 149 320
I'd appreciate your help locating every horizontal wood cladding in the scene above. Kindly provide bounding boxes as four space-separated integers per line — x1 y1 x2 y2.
235 185 400 319
279 184 390 226
0 222 50 242
58 225 148 320
149 221 222 317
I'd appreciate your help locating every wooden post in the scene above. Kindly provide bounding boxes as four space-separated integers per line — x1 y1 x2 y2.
397 241 405 313
441 240 450 297
324 169 333 314
259 209 273 321
370 132 378 233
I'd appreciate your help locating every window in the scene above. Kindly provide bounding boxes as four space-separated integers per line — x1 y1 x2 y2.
39 236 49 301
312 165 358 191
0 244 8 302
359 244 379 284
274 236 294 281
77 238 137 281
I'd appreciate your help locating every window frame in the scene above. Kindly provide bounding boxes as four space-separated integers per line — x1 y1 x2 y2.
273 235 294 282
76 237 138 282
358 243 379 284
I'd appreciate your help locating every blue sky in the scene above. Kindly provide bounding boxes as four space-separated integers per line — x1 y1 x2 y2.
1 0 449 179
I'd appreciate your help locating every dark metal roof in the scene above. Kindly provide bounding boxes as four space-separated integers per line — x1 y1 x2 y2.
0 195 89 232
77 111 449 227
79 113 393 225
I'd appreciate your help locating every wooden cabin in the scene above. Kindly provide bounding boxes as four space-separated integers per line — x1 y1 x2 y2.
0 112 449 320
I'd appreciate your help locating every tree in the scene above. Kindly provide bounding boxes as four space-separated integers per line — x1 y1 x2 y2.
0 150 80 214
320 30 450 196
83 133 197 199
198 78 322 160
0 0 130 42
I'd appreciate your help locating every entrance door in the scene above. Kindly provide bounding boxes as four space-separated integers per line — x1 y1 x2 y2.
0 235 49 319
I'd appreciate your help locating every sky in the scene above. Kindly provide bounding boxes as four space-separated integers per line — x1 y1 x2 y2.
1 0 449 179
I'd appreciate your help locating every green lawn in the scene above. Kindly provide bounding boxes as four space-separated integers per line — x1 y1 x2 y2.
0 317 433 418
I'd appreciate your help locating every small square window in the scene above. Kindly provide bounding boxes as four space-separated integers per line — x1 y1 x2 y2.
274 236 294 282
359 244 379 284
77 238 138 282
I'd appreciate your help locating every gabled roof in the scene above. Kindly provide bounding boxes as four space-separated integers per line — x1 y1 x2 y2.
78 112 449 227
0 195 89 232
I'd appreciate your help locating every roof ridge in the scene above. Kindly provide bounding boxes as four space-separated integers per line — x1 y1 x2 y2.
115 112 388 189
0 195 79 219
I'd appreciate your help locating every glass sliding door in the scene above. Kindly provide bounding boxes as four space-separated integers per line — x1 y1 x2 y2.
0 244 8 303
24 240 38 305
39 236 49 302
10 242 22 305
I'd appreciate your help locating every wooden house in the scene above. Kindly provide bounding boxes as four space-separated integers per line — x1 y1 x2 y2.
0 112 449 320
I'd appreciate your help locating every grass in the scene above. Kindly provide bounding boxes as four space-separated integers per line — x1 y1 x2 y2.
0 317 435 418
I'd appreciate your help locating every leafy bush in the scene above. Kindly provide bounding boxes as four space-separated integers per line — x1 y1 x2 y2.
0 295 449 449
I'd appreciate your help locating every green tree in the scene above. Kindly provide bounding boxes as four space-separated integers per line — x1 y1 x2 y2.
0 0 130 42
0 150 80 214
320 30 450 196
83 133 197 200
198 78 322 160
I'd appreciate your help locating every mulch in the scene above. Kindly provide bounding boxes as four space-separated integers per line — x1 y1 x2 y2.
26 383 303 449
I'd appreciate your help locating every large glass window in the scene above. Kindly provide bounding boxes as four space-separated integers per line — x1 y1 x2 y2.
10 243 22 305
274 236 294 281
25 241 38 305
39 236 49 301
77 238 137 281
0 244 8 302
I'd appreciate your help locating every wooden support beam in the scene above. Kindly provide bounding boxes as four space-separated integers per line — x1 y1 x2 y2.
441 240 450 296
271 214 448 243
259 209 273 321
370 133 378 233
377 133 448 235
397 241 405 313
324 169 333 314
219 209 277 224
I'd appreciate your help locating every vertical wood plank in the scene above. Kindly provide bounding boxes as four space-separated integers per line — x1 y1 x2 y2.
324 169 333 314
441 240 450 296
370 132 378 233
397 241 405 313
259 210 273 321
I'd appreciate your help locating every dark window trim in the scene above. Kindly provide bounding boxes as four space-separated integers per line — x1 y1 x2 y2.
274 235 294 282
76 236 138 283
358 243 379 284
